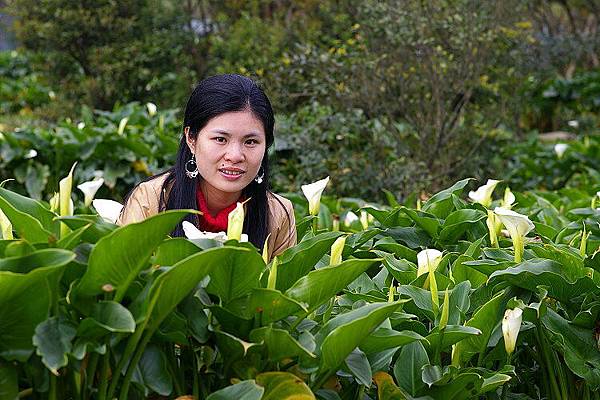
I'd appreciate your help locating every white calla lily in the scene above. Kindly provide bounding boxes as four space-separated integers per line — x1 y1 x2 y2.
117 117 129 135
359 211 369 230
77 178 104 207
502 187 515 209
330 235 346 265
502 308 523 356
494 207 535 262
567 120 579 128
468 179 501 208
59 163 77 237
183 220 247 242
146 102 157 116
554 143 568 158
486 210 501 248
49 192 59 213
343 211 359 227
417 249 443 277
301 176 329 216
227 202 245 241
92 199 124 224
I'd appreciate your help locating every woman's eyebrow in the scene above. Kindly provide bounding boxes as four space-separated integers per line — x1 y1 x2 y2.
209 129 263 138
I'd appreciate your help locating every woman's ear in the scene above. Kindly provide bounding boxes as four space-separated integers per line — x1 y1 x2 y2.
184 126 195 153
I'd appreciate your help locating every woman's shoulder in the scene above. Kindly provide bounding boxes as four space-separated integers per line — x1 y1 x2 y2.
136 171 171 195
267 191 294 216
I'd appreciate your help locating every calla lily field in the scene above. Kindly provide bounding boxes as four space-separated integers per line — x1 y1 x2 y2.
0 168 599 400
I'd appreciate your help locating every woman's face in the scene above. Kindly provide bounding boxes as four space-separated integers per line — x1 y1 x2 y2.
186 110 266 197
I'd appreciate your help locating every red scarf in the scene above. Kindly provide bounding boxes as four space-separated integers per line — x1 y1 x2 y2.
196 188 242 232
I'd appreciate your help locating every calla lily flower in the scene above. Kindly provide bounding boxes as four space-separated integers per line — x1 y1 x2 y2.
330 235 346 265
182 221 248 242
502 187 515 209
494 207 535 262
77 178 104 207
486 210 501 248
417 249 442 311
468 179 501 208
360 211 369 230
344 211 359 227
301 176 330 216
227 202 245 241
0 208 12 239
262 233 271 264
554 143 568 158
49 192 59 213
439 288 450 330
567 120 579 128
417 249 443 277
502 308 523 356
92 199 124 224
146 102 157 116
267 256 279 290
117 117 129 135
59 163 77 237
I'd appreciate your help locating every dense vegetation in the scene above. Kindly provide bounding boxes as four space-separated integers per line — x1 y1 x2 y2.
0 1 599 399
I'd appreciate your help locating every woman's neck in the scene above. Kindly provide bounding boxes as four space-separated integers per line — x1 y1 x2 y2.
199 181 241 217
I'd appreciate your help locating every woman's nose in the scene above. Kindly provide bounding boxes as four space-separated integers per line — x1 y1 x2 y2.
224 143 244 162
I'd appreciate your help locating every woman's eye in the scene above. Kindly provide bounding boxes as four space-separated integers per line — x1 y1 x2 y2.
214 137 226 143
245 139 259 146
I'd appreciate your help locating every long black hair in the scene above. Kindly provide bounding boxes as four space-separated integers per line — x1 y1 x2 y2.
160 74 275 250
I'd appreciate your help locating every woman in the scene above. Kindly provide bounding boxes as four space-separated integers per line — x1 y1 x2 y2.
117 74 296 261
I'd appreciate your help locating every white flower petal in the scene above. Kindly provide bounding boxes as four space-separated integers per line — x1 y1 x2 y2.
77 178 104 207
468 179 501 208
301 176 330 216
343 211 359 226
502 308 523 355
146 102 157 116
92 199 124 224
183 221 228 241
494 207 535 238
554 143 568 158
417 249 443 277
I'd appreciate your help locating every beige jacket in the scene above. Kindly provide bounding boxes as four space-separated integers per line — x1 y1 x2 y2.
116 173 296 261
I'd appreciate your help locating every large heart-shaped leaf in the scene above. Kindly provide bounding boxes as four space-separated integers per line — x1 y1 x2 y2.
75 210 190 301
0 264 66 361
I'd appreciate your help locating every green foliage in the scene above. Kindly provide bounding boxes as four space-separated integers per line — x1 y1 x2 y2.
0 102 180 200
0 168 599 398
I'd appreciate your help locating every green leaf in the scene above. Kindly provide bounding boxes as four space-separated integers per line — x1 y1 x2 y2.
360 328 426 354
206 380 264 400
542 308 600 390
452 256 487 288
488 258 599 304
275 231 343 291
344 348 372 387
373 371 416 400
422 179 472 218
426 372 483 399
215 331 261 361
77 301 135 338
152 237 200 265
136 344 173 396
33 316 77 375
255 372 315 400
455 290 506 364
0 264 66 361
439 209 486 243
461 259 513 276
285 258 379 313
75 210 189 300
249 327 316 361
0 248 74 274
424 325 481 353
206 246 265 303
0 186 58 233
317 302 401 377
0 360 18 400
393 341 429 396
399 207 440 239
145 246 246 331
0 193 54 243
374 237 418 262
227 288 307 325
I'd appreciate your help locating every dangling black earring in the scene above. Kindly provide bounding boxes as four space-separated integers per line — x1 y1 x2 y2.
254 166 264 184
185 154 198 179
